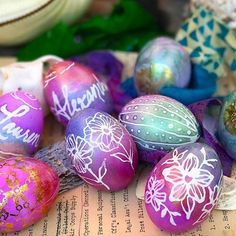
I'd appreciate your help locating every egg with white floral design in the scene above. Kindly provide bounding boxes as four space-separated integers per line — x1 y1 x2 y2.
119 95 200 161
65 108 138 191
145 143 223 233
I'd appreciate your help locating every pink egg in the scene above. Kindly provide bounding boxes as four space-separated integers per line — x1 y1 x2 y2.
145 143 223 233
0 157 59 233
0 91 44 157
44 60 113 126
66 108 138 191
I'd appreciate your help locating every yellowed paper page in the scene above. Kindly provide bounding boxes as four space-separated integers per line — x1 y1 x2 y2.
2 172 236 236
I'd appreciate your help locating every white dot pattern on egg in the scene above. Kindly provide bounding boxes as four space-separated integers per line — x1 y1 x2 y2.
119 95 200 151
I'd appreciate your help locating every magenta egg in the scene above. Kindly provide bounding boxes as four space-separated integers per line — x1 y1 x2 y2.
144 143 223 233
44 60 113 126
0 91 44 157
65 108 138 191
0 157 59 233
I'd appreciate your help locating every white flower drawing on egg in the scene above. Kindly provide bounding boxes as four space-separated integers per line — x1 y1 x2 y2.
66 132 110 190
66 110 137 191
145 176 166 211
145 176 181 226
193 184 222 225
84 112 123 152
145 146 222 229
162 148 215 220
66 134 93 174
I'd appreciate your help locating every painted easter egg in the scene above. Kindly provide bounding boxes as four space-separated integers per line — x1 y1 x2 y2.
218 91 236 159
0 157 59 233
44 60 113 126
65 108 138 191
0 91 44 157
134 37 191 95
145 143 223 233
119 95 200 157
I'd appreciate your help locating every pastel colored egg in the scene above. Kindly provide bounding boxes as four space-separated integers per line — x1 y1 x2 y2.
218 91 236 159
134 37 191 95
145 143 223 233
65 108 138 192
0 91 44 157
119 95 200 156
44 60 113 126
0 157 59 233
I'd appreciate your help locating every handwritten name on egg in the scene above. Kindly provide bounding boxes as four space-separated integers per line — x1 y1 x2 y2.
0 95 41 147
51 79 109 121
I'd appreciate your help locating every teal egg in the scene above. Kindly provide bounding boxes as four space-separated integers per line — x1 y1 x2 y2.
119 95 200 152
218 91 236 160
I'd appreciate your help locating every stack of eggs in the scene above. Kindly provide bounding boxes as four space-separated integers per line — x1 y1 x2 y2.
0 36 226 234
0 91 59 233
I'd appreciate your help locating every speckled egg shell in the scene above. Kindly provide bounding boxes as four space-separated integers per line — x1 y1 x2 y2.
119 95 200 154
145 143 223 233
0 91 44 157
134 37 191 95
218 91 236 159
44 60 113 126
66 108 138 192
0 157 59 233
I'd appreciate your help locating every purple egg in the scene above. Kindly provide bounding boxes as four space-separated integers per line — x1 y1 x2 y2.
0 91 44 157
65 108 138 191
145 143 223 233
44 60 113 126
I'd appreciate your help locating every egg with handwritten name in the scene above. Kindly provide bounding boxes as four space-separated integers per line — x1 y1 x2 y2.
66 108 138 191
0 157 59 233
119 95 200 161
0 91 44 157
218 91 236 160
145 143 223 233
134 37 191 95
44 60 113 126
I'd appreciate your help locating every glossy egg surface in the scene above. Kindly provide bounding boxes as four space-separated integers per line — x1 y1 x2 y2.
218 91 236 159
66 108 138 192
119 95 200 153
134 37 191 95
44 60 113 126
0 157 59 233
145 143 223 233
0 91 43 157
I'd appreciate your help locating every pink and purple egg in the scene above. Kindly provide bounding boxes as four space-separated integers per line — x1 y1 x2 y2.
145 143 223 233
43 60 113 126
66 108 138 192
0 157 59 233
0 91 44 157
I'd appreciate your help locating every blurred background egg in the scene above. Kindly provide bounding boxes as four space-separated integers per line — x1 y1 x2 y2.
0 91 44 157
145 143 223 233
134 37 191 95
44 60 113 126
0 157 59 233
218 90 236 159
119 95 200 160
66 108 138 192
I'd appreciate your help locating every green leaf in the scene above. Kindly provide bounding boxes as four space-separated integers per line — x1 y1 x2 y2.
17 0 168 61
